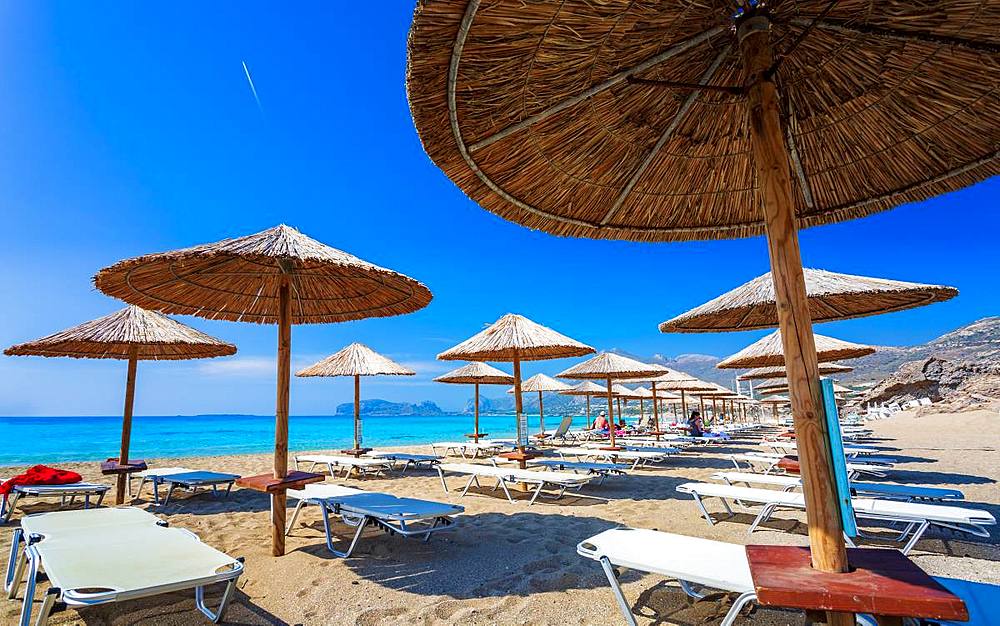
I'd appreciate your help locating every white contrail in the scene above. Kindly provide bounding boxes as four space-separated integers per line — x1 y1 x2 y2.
242 60 263 112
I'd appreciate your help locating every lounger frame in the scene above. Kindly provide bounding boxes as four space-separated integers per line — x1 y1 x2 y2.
1 484 110 523
436 466 588 505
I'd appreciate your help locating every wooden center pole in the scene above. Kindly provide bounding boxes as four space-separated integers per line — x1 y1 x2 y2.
680 390 688 420
473 382 480 442
699 395 706 422
538 390 545 435
272 276 291 557
585 394 591 428
605 378 616 447
712 397 718 422
354 374 361 450
739 14 850 623
651 382 661 440
512 356 527 468
115 348 139 505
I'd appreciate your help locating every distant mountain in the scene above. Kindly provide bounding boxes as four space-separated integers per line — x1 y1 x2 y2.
335 399 444 416
466 393 585 415
610 349 737 388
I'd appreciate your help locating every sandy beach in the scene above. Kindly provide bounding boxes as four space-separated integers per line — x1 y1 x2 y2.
3 408 997 626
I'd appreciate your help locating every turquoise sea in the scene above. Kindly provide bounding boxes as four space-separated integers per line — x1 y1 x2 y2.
0 413 594 466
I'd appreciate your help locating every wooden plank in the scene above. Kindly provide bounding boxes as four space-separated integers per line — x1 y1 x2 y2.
115 350 139 504
272 277 292 556
237 471 324 494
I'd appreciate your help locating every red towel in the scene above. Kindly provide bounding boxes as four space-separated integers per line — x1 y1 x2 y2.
0 465 82 496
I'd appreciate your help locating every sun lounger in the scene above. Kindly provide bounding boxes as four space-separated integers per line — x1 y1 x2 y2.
761 442 894 464
1 481 110 523
676 482 995 554
134 468 239 505
710 471 965 502
429 441 505 458
556 446 673 469
730 452 889 478
5 507 242 625
367 451 442 473
294 454 395 478
436 463 592 505
286 484 463 557
577 528 755 626
534 460 628 484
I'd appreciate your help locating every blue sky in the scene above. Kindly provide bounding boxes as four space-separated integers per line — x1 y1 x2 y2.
0 3 996 416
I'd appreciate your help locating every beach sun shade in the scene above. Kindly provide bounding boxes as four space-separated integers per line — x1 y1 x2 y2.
4 305 235 504
435 362 513 442
408 0 998 601
739 363 852 381
506 373 570 436
94 224 431 557
297 343 415 453
556 353 663 447
438 313 593 465
660 269 958 333
559 380 606 428
718 331 875 370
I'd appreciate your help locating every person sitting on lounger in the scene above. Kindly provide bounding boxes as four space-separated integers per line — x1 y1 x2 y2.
593 411 609 431
687 411 704 437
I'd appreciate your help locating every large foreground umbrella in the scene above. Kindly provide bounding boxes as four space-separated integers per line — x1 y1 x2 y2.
438 313 593 467
408 2 997 606
559 380 606 428
718 331 875 369
739 363 852 381
435 362 513 442
4 305 235 504
297 343 414 454
94 224 431 556
660 269 957 332
556 353 663 448
507 373 571 436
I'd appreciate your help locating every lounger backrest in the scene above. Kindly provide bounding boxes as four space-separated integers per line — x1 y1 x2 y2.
552 415 573 437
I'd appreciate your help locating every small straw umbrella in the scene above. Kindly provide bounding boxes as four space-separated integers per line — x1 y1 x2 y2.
559 380 606 429
610 383 642 424
506 373 571 437
438 313 593 468
434 362 513 442
630 386 654 424
621 365 690 438
297 343 414 455
556 353 664 448
718 331 875 369
94 224 431 556
4 305 236 504
738 363 852 381
652 376 715 423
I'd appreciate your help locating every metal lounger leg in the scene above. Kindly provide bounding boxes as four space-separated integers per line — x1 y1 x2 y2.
18 548 41 626
459 475 478 498
32 587 58 626
224 481 234 498
2 493 21 523
152 478 162 505
721 591 757 626
901 520 931 555
5 528 24 598
436 468 449 493
498 478 514 503
195 576 238 623
528 482 545 506
163 483 177 506
748 503 777 534
322 505 369 558
285 499 308 535
95 490 105 508
691 493 716 526
598 557 638 626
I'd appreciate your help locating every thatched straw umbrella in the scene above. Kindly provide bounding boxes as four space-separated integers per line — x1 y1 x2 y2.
651 376 715 423
760 394 791 420
94 224 431 556
626 366 691 437
556 353 663 448
297 343 414 455
610 383 643 424
434 362 513 442
4 305 235 504
506 373 571 436
739 363 852 381
660 269 957 333
718 331 875 370
630 386 654 424
438 313 593 468
559 380 605 428
407 2 997 604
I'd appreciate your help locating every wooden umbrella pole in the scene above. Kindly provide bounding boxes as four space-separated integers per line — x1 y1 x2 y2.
272 276 292 557
651 382 660 440
699 395 706 423
354 374 361 450
512 356 526 467
712 397 718 422
605 378 616 447
115 348 139 505
474 383 480 442
639 398 645 423
739 14 850 620
586 394 591 428
680 390 688 420
538 390 545 435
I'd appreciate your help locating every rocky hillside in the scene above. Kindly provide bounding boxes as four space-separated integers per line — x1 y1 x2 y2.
335 399 444 416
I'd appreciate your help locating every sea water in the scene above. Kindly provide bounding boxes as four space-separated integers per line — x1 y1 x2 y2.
0 413 593 466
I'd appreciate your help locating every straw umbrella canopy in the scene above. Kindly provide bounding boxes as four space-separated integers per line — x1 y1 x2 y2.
4 305 236 504
438 313 593 467
632 366 693 435
407 2 997 599
559 380 605 428
718 331 875 369
297 343 415 454
739 363 852 381
94 224 431 556
556 353 663 448
651 376 715 423
660 269 957 333
610 383 643 423
434 362 513 442
506 373 571 436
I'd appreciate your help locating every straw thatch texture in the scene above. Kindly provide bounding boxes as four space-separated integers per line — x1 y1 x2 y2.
560 380 606 396
631 386 654 398
434 362 513 385
717 331 875 369
4 305 236 361
407 1 1000 243
94 225 432 324
438 313 594 362
625 365 695 383
653 377 716 392
760 380 852 395
738 363 852 381
296 343 415 378
556 352 664 380
660 269 957 332
611 383 643 399
761 394 791 404
507 373 571 394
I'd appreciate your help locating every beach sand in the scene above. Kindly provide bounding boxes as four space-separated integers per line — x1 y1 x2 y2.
2 409 997 625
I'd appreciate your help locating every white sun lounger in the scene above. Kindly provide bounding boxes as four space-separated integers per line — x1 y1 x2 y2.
676 482 995 554
710 471 965 502
730 452 890 478
367 451 442 473
1 481 110 523
556 447 673 469
5 507 242 626
294 454 395 478
429 441 506 458
436 463 592 505
577 528 755 626
764 441 880 456
286 484 463 557
132 468 240 505
534 460 628 484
